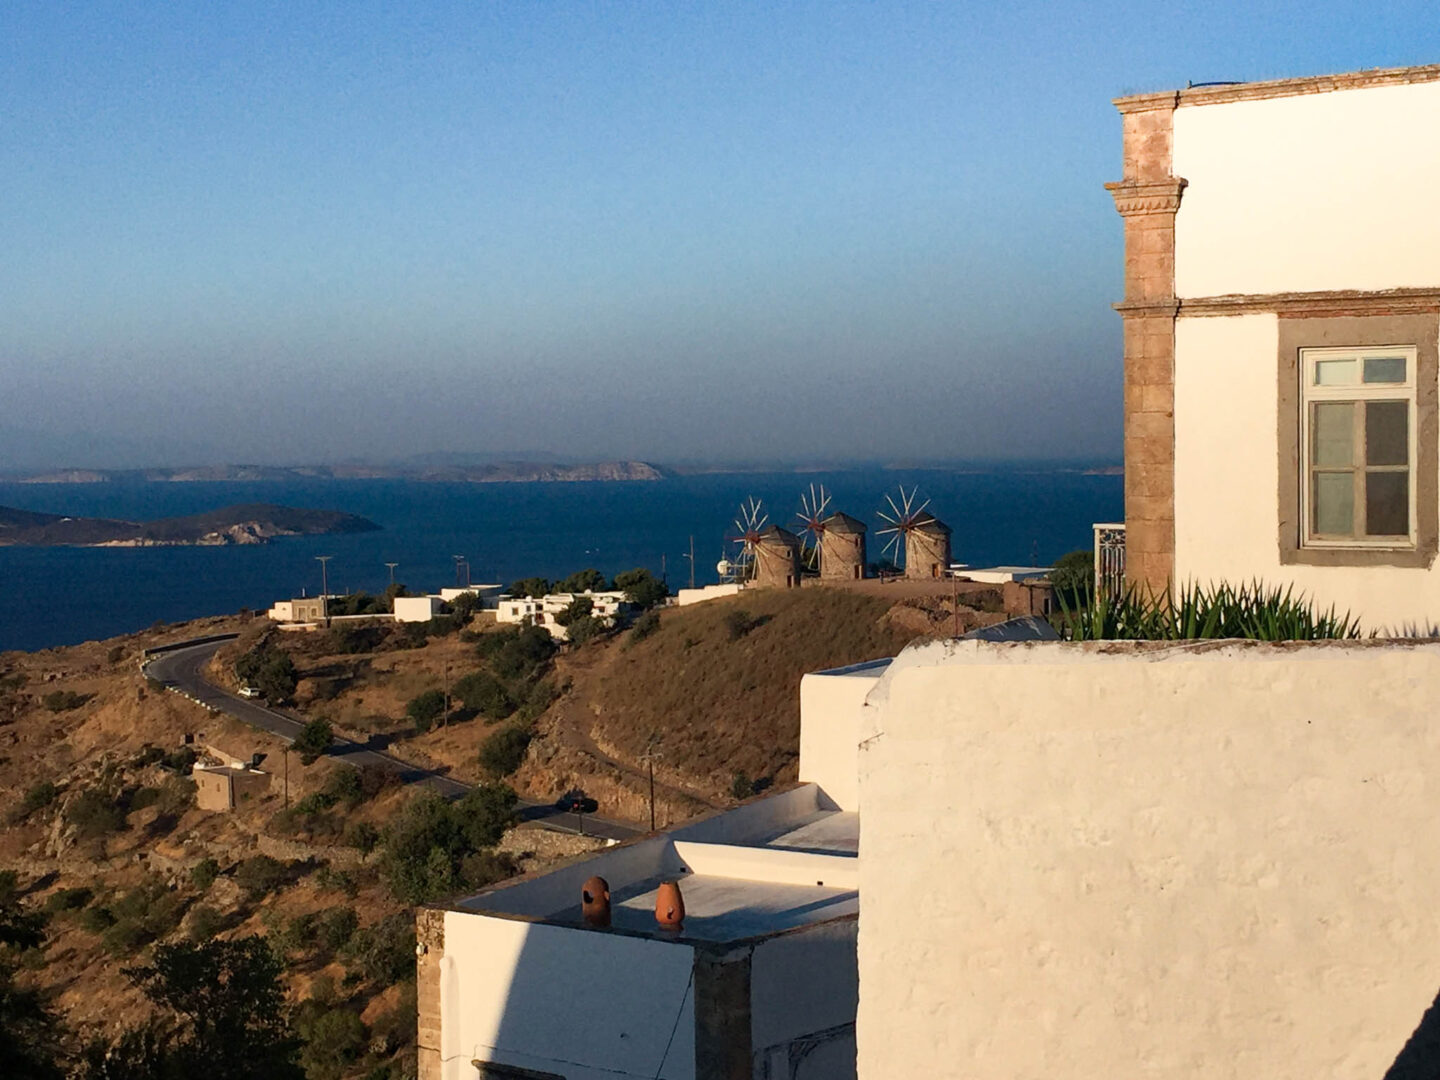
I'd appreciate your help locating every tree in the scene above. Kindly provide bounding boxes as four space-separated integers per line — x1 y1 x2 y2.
1050 549 1095 601
453 671 514 721
552 595 593 627
0 871 63 1080
479 625 557 681
614 567 669 610
478 725 532 778
126 937 303 1080
405 690 445 731
378 785 517 904
564 614 608 646
506 577 551 599
254 651 298 703
555 568 608 594
296 1008 366 1080
293 719 333 765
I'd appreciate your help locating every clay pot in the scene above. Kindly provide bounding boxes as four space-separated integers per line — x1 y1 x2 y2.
581 876 611 928
655 879 685 930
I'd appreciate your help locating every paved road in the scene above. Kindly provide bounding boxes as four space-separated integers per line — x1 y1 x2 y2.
143 638 640 841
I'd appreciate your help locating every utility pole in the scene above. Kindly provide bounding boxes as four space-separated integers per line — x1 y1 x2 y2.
442 660 451 727
385 562 399 587
453 555 469 588
684 535 696 590
660 553 666 586
316 555 333 626
639 734 662 832
951 569 961 639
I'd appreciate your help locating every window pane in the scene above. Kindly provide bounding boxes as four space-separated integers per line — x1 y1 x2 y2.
1312 402 1354 466
1313 471 1355 536
1363 355 1407 383
1314 358 1357 385
1366 400 1408 466
1366 471 1409 536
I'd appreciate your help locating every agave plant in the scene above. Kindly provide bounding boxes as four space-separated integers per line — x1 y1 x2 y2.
1057 580 1362 642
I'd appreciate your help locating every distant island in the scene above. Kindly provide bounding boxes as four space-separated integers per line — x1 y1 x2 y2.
0 503 380 547
3 460 667 485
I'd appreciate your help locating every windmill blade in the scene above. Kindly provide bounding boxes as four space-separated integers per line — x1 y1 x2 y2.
912 497 932 521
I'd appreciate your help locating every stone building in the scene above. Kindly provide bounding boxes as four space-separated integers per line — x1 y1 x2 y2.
1106 60 1440 627
903 514 951 579
819 512 867 581
753 525 803 588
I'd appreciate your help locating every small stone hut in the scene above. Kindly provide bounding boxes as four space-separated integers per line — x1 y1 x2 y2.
905 514 952 580
752 525 803 588
819 512 867 581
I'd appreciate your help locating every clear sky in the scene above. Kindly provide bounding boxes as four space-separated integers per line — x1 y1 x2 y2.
3 2 1437 469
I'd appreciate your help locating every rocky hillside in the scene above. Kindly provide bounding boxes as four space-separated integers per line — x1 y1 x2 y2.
0 503 379 546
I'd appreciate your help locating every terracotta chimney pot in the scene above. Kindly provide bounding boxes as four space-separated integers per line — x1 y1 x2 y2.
581 876 611 928
655 879 685 930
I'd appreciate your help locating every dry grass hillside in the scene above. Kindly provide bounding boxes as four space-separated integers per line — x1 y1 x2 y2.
586 588 923 792
0 617 601 1079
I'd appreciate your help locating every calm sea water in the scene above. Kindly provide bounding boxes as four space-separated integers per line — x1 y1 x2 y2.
0 469 1121 653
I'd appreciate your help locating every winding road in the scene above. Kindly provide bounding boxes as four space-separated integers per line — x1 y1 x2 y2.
143 637 640 842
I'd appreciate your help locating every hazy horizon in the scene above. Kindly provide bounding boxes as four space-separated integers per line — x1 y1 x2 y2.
5 3 1438 470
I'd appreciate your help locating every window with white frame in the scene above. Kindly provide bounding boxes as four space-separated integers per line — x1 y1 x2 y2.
1300 345 1417 547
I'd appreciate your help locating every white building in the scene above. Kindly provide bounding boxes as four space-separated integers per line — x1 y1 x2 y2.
1109 62 1440 629
415 658 882 1080
393 595 445 623
495 590 632 641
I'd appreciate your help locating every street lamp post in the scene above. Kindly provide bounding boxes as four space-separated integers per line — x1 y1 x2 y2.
316 555 333 626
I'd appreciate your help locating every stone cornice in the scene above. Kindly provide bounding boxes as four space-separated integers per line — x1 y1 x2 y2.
1114 63 1440 114
1106 178 1187 216
1180 288 1440 318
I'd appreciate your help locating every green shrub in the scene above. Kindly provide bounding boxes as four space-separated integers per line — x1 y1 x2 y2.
66 787 126 839
1058 580 1363 641
724 609 756 641
343 821 379 856
405 689 445 731
155 775 197 817
44 886 93 914
515 678 559 723
454 671 514 721
314 866 359 899
130 745 166 768
10 780 59 824
627 609 661 645
164 746 197 774
553 595 593 627
190 858 220 891
102 919 149 957
344 913 417 986
314 906 359 954
480 625 557 681
235 855 288 899
298 1007 367 1080
187 904 225 943
565 614 608 646
293 719 334 765
129 786 162 813
43 690 92 712
107 645 127 664
76 905 115 933
459 850 517 891
730 771 754 800
477 725 532 778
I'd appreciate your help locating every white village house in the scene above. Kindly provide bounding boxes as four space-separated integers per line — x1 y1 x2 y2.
495 590 632 641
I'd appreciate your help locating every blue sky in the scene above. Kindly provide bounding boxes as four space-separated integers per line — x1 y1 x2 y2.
2 2 1437 468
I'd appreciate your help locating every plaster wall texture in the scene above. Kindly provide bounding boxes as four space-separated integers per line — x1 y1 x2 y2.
1174 312 1440 629
439 911 696 1080
1172 80 1440 298
750 919 858 1077
797 669 884 811
676 584 742 606
394 595 444 623
856 638 1440 1080
671 842 858 890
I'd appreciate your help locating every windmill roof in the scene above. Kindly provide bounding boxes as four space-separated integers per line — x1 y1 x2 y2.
911 512 951 535
820 512 867 534
756 524 802 547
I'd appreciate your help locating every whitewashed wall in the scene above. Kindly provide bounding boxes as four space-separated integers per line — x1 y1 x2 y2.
857 638 1440 1080
1173 313 1440 629
751 920 858 1080
798 665 885 811
440 913 695 1080
1172 80 1440 297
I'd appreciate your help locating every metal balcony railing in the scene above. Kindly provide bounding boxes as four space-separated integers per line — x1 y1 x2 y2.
1093 522 1126 599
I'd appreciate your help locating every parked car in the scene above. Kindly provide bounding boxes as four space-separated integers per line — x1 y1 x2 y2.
238 686 263 699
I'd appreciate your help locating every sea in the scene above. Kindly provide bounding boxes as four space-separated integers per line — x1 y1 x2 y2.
0 468 1122 653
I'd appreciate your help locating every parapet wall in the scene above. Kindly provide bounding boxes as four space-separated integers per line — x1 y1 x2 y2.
858 638 1440 1080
